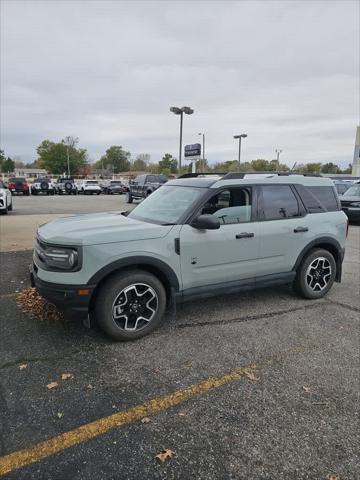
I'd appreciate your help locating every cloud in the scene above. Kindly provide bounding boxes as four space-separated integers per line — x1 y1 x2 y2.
0 0 359 166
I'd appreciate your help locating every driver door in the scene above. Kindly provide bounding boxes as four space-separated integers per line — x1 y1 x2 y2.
179 187 261 295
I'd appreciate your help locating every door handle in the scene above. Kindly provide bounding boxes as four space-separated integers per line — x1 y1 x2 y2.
236 232 255 239
294 226 309 233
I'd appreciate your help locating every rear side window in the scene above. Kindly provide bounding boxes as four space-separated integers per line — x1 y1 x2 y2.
259 185 301 220
300 186 339 212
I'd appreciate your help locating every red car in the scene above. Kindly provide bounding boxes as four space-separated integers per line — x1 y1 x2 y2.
8 177 30 195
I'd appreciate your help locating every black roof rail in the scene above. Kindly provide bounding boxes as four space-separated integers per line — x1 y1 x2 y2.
177 172 225 179
222 171 322 179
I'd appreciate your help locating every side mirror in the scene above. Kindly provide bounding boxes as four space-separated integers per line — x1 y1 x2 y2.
191 214 220 230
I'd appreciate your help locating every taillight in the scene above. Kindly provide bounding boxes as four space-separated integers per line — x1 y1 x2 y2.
8 182 15 189
22 182 28 188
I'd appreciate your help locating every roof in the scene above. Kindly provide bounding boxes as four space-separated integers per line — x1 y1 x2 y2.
166 172 334 188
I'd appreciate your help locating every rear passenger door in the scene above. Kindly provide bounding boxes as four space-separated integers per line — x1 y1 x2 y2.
257 184 310 276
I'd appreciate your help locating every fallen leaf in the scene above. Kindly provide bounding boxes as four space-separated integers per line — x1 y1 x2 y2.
326 475 340 480
155 449 174 463
19 364 28 370
61 373 73 380
244 369 259 381
302 386 311 393
86 384 93 390
47 381 58 389
56 412 64 419
178 412 187 417
141 417 151 424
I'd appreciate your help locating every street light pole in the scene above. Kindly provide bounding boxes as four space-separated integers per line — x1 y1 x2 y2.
275 149 282 169
198 132 205 172
64 136 79 178
170 106 194 171
233 134 247 169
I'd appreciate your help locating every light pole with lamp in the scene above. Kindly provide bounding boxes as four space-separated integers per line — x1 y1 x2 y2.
170 106 194 171
198 132 205 172
233 133 247 169
275 149 282 169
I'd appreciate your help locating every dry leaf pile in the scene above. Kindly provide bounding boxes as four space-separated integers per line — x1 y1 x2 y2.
16 288 64 322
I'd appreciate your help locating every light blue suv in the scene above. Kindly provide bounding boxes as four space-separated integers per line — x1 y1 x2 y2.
30 172 348 340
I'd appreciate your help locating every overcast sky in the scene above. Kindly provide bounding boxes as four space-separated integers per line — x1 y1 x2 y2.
1 0 359 167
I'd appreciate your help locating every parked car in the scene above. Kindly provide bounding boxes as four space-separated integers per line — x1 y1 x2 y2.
332 180 350 195
0 180 13 214
7 177 30 196
31 178 55 195
55 178 78 195
339 182 360 223
126 174 167 203
31 172 348 342
78 180 102 195
103 180 127 195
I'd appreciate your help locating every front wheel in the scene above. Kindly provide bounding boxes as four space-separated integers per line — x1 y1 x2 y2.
294 248 336 299
95 270 167 341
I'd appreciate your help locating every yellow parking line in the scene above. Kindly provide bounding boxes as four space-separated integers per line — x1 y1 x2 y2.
0 364 254 476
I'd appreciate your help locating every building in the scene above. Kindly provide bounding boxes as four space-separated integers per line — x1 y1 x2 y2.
14 168 48 178
352 126 360 176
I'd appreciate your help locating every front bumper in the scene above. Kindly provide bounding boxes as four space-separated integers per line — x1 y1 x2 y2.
30 263 95 321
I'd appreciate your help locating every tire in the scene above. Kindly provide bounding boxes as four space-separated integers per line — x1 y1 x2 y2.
8 201 13 211
97 192 101 195
294 248 336 299
146 190 152 197
126 192 133 204
95 269 167 341
24 191 30 196
73 190 77 195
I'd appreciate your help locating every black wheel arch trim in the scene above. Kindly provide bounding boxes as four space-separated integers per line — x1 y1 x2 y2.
87 256 180 291
293 236 344 282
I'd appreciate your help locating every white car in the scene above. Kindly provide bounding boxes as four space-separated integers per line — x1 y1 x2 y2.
78 180 102 195
0 180 13 214
31 178 55 195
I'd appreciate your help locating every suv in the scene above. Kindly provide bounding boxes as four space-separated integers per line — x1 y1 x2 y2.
8 177 30 196
103 180 127 195
126 174 167 203
0 180 13 214
31 178 55 195
78 180 102 195
55 178 78 195
30 172 348 341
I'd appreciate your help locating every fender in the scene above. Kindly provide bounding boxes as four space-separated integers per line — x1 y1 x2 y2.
87 255 180 291
292 236 345 282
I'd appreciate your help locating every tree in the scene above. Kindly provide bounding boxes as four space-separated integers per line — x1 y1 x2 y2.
2 157 15 173
321 162 340 174
95 146 131 173
132 156 148 171
36 139 88 175
158 154 178 174
299 163 322 173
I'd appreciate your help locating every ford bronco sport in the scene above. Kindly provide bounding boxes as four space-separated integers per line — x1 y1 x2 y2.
30 172 348 341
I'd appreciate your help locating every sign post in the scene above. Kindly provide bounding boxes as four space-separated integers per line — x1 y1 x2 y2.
184 143 201 173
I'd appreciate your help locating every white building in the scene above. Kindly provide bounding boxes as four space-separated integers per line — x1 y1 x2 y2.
14 168 48 178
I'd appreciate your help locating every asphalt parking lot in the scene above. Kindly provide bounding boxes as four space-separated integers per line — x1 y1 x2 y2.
0 195 359 479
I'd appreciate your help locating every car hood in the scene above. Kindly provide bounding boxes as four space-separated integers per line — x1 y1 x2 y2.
37 212 174 246
339 195 360 202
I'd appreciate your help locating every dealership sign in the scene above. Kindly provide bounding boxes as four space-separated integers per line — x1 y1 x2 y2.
184 143 201 158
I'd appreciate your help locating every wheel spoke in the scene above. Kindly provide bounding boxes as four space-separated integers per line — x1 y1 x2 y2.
305 257 332 292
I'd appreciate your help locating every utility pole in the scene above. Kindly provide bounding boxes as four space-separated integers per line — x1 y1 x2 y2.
275 149 282 169
233 133 247 169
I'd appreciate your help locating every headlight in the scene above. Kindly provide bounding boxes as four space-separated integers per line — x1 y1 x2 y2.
35 238 81 271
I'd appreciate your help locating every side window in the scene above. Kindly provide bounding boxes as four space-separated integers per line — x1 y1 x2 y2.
260 185 301 220
200 188 252 224
147 175 156 183
306 186 339 212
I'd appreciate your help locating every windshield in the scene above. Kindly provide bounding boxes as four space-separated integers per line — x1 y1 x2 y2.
343 184 360 196
128 185 204 224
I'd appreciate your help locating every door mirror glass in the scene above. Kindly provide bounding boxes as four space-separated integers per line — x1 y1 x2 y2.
191 214 220 230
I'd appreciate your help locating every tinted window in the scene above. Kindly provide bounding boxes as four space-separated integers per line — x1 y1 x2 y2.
306 186 339 211
200 188 252 224
260 185 300 220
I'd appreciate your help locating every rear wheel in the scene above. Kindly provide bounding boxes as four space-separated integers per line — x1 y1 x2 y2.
294 248 336 299
95 270 167 341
